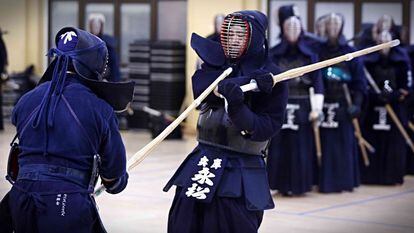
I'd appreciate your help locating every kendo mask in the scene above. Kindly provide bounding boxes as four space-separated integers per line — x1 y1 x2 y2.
89 13 105 36
190 11 267 68
220 13 251 60
220 11 268 60
377 30 392 56
326 13 344 43
315 15 328 38
376 15 394 33
283 16 302 44
39 27 134 119
278 4 300 36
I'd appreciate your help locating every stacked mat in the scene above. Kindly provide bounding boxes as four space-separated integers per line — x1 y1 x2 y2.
127 40 186 138
2 68 37 123
149 41 185 138
1 87 18 122
127 40 151 129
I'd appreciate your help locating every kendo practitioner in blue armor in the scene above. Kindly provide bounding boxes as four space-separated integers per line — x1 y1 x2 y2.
89 13 121 82
163 10 288 233
318 13 367 193
267 15 324 196
0 27 134 233
361 30 412 185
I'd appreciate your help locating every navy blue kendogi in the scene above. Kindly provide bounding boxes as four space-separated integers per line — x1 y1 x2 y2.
317 13 367 193
267 15 324 195
0 27 134 233
361 32 412 185
163 11 288 233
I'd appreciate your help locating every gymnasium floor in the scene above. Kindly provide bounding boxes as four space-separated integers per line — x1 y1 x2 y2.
1 123 413 233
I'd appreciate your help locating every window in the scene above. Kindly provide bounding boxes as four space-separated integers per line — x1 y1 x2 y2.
50 1 78 48
120 3 151 64
157 1 187 43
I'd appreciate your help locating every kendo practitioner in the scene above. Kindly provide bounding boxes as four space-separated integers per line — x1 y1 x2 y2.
0 27 134 233
361 30 412 185
318 13 367 193
267 15 324 196
163 10 288 233
89 13 121 82
0 28 8 130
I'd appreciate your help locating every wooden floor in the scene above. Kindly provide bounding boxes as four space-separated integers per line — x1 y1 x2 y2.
1 123 414 233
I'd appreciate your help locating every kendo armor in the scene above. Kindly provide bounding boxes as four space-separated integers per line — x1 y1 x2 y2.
277 53 312 96
371 62 397 92
197 102 268 156
321 47 352 100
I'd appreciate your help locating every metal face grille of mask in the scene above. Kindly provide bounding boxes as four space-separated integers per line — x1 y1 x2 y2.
326 13 343 41
283 16 301 44
220 15 251 59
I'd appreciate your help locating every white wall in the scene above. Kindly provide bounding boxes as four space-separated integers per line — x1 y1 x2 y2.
158 1 187 43
0 0 47 74
361 2 402 25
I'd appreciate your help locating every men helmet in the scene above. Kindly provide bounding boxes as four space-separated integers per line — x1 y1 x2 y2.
220 13 251 60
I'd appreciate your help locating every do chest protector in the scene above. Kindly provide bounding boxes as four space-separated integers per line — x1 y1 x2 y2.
197 103 269 156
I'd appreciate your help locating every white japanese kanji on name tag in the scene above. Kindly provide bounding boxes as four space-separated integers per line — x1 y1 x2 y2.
373 106 391 131
321 103 339 128
282 104 300 130
185 155 225 201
